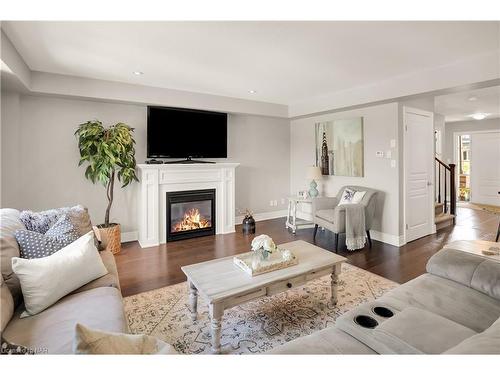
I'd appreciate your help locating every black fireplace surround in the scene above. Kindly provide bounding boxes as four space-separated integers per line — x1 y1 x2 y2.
166 189 216 242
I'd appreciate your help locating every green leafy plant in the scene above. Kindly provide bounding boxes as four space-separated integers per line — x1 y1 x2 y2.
75 121 139 227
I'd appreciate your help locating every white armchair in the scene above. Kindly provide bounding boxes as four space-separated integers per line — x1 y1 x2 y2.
312 186 378 252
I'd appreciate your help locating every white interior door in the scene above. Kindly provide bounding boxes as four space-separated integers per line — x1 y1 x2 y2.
470 131 500 206
405 107 434 242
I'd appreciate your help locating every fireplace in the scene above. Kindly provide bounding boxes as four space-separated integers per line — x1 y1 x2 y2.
166 189 216 241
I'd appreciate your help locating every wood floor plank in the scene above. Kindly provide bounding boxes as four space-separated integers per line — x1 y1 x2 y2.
115 207 499 297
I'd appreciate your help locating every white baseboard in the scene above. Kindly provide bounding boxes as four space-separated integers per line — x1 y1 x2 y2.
370 230 405 247
235 210 287 224
121 231 138 243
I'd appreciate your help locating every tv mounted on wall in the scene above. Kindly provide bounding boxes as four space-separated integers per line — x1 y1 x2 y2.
147 106 227 161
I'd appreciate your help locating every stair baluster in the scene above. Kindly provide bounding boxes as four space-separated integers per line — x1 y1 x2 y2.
444 167 448 213
434 157 456 227
438 164 441 203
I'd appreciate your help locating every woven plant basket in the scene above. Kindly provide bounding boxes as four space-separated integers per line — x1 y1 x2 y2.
97 223 121 255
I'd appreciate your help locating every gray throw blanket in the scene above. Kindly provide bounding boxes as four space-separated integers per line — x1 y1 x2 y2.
344 204 366 251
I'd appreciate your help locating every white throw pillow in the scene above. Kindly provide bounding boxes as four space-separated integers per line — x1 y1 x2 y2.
339 188 356 205
339 189 366 205
73 324 178 354
11 232 108 317
352 191 366 204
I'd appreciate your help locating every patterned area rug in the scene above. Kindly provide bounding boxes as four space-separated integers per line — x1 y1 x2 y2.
123 263 398 354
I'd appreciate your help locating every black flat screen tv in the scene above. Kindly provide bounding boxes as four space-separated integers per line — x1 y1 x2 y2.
147 106 227 159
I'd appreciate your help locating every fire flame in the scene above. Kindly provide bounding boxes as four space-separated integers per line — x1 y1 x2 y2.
173 208 211 232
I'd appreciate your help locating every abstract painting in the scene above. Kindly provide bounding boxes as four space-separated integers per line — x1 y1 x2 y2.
315 117 364 177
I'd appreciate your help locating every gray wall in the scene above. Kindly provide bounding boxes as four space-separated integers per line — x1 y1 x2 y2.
0 93 290 234
444 118 500 163
290 102 401 241
0 92 21 206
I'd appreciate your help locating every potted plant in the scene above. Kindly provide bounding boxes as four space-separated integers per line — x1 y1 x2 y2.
75 120 139 254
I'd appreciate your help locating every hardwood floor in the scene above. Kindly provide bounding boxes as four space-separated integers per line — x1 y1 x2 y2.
115 206 499 297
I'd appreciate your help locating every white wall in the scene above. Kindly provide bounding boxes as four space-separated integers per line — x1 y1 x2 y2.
434 114 445 159
290 102 401 244
0 93 290 236
444 118 500 163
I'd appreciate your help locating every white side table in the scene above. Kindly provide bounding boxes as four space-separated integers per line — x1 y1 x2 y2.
286 196 314 234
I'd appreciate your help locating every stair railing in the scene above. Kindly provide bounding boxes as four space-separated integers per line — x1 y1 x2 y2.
435 157 456 219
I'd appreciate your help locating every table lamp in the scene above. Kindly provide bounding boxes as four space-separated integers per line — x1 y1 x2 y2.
307 166 322 198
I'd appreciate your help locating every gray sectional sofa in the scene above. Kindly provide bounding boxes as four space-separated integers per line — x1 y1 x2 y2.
271 245 500 354
1 208 128 354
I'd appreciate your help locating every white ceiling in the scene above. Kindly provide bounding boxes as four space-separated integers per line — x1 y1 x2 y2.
2 21 499 105
435 85 500 123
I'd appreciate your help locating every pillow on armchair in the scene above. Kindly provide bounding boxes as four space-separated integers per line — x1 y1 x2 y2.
339 188 366 205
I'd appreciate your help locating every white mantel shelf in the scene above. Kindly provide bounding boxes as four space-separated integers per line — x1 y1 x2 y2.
137 163 239 248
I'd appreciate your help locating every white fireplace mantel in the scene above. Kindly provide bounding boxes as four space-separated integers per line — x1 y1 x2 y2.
137 163 239 248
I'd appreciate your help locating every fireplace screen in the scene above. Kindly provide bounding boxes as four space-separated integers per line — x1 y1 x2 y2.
171 200 212 232
166 189 216 241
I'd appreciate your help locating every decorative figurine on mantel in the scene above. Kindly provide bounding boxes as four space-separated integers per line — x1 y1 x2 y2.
306 166 322 198
241 209 256 234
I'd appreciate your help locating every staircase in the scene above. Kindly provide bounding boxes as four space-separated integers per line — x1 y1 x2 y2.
435 157 456 230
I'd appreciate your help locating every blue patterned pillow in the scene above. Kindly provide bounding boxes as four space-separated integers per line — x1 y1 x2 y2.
14 215 80 259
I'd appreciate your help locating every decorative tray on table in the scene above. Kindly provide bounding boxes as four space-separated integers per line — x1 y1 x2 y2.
233 248 298 276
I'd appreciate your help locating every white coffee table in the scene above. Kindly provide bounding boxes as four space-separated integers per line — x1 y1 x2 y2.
181 240 346 354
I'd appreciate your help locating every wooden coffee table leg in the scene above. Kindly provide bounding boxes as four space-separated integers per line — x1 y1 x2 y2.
188 281 198 321
331 264 342 305
209 302 223 354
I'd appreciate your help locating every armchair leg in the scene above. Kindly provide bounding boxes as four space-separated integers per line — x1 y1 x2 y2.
366 230 372 248
334 233 339 253
313 224 318 242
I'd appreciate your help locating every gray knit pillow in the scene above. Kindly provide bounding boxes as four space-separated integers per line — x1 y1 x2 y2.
19 205 100 249
14 215 80 259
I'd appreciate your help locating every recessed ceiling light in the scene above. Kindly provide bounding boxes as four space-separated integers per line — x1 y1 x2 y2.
468 96 477 101
133 71 144 76
469 113 489 120
249 90 257 94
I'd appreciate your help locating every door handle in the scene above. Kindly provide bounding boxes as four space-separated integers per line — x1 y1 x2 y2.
427 181 433 186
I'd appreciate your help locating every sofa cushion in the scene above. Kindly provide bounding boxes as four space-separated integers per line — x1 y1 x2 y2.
373 307 475 354
15 215 80 259
379 274 500 332
267 326 376 354
72 249 121 294
0 208 25 306
12 232 108 317
2 286 128 354
470 260 500 301
427 248 500 300
1 275 14 333
73 324 176 354
444 317 500 354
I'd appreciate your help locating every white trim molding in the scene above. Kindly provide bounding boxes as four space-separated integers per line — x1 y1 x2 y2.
121 231 138 243
370 230 406 247
235 210 288 224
